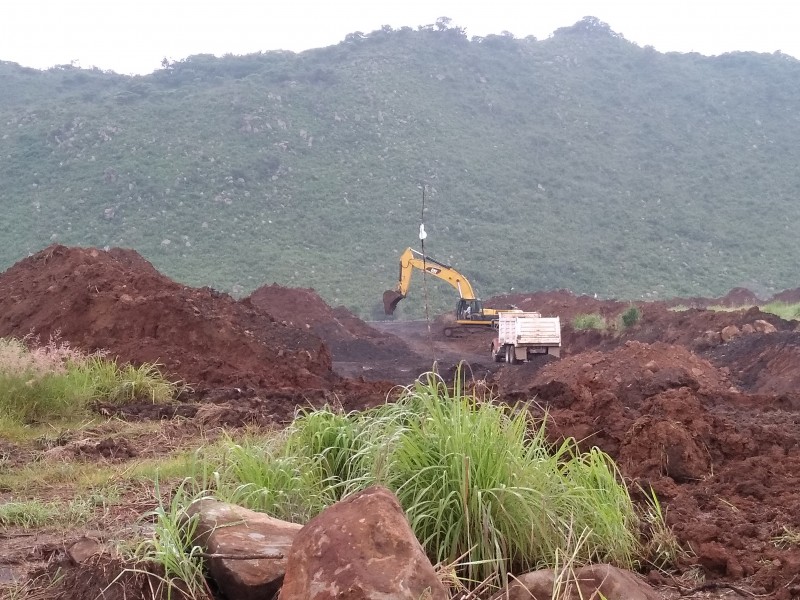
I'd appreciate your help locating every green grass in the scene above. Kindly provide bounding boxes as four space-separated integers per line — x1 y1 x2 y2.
761 301 800 321
670 301 800 321
200 368 649 591
128 480 212 600
572 313 607 331
0 337 179 424
0 496 98 528
639 485 683 569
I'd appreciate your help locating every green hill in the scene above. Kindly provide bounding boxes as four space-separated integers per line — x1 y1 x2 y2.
2 17 799 318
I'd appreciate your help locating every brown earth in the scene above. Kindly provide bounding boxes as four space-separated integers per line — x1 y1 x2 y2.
4 245 800 599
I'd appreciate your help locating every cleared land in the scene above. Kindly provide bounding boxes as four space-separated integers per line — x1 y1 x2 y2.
2 245 800 599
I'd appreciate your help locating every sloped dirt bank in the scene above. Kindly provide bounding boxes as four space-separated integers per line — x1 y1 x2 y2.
490 339 800 597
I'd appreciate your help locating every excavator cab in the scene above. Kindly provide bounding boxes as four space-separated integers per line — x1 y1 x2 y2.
457 298 484 321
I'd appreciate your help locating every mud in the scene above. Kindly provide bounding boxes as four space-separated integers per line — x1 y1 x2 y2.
3 245 800 598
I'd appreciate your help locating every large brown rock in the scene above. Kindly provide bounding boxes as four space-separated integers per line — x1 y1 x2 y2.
185 498 302 600
721 325 741 342
753 319 777 334
279 486 447 600
492 564 660 600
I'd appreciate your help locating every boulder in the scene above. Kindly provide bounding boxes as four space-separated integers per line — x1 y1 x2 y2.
721 325 741 342
753 319 777 334
279 486 447 600
491 564 660 600
185 498 302 600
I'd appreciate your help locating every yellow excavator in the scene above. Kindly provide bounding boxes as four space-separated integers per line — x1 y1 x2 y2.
383 247 503 336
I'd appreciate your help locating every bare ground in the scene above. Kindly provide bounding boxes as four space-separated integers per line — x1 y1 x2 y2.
2 245 800 599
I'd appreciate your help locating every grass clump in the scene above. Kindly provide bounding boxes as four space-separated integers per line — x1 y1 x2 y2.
0 336 179 424
206 368 647 590
128 480 212 600
572 313 607 331
0 496 96 528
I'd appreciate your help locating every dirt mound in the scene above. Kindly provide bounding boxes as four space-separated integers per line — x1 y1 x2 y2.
29 553 169 600
769 287 800 304
626 304 791 349
495 340 732 404
247 284 414 361
487 289 629 323
489 337 800 595
0 245 334 391
705 331 800 394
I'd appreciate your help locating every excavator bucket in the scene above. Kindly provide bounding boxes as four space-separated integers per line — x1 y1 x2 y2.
383 290 405 315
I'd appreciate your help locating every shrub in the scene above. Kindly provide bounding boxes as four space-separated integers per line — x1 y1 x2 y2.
572 313 607 330
620 306 641 328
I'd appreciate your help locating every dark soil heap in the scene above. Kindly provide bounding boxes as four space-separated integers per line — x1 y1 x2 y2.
0 245 334 391
247 283 414 361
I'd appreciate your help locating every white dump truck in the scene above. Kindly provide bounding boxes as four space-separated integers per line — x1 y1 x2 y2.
490 311 561 364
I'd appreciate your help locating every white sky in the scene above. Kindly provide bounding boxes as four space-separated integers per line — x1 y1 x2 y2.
1 0 797 76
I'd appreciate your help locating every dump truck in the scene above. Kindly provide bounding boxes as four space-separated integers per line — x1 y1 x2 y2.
490 311 561 363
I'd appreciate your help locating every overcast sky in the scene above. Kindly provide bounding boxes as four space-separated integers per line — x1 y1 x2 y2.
2 0 797 76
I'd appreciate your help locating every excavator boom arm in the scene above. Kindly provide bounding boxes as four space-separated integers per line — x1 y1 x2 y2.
383 247 477 314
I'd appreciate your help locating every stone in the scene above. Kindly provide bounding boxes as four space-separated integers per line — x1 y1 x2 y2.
67 536 104 564
279 485 447 600
643 360 659 372
720 325 741 342
491 564 660 600
753 320 777 334
185 498 302 600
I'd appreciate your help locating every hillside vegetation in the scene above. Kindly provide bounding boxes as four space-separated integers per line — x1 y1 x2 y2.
2 17 799 317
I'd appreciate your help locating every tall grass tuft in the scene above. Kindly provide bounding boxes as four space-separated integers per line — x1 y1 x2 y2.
207 367 644 590
215 435 330 523
0 336 178 423
129 480 211 600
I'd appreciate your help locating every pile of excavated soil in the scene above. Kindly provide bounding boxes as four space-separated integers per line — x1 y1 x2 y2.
490 337 800 596
705 330 800 394
769 287 800 304
0 245 335 391
625 304 791 349
247 284 415 361
487 289 629 324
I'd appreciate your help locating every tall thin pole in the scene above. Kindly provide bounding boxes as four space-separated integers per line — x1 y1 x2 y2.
419 186 436 363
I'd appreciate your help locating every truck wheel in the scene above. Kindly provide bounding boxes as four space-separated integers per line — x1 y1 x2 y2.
505 345 517 364
492 345 502 363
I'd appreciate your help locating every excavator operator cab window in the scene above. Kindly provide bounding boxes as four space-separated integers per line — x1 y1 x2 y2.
458 299 483 320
